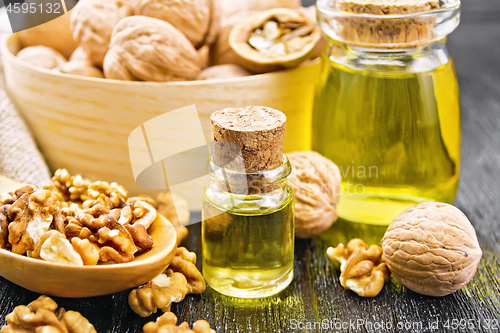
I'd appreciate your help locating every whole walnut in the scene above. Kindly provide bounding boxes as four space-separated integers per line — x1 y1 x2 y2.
16 46 66 70
71 0 132 67
59 61 104 79
17 10 77 58
130 0 219 48
288 151 342 239
104 16 202 81
64 47 104 78
382 202 483 297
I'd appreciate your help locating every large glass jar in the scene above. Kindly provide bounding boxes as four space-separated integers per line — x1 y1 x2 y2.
313 0 462 225
202 155 295 298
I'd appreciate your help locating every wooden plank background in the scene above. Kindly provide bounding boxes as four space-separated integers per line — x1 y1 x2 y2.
1 0 500 332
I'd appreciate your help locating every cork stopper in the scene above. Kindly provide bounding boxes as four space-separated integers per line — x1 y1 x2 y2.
211 106 286 172
333 0 440 48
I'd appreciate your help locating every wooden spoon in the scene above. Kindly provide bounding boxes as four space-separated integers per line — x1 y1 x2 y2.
0 175 178 297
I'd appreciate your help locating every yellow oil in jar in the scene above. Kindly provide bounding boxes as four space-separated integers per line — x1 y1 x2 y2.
202 191 294 298
312 56 461 225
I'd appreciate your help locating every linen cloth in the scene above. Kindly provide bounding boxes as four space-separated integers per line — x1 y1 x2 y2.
0 7 52 186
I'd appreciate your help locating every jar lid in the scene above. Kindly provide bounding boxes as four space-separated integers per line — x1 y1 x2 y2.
317 0 461 48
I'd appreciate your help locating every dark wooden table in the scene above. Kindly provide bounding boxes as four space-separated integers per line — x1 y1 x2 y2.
1 0 500 332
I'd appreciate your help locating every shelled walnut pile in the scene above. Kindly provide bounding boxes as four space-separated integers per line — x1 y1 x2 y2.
0 295 96 333
0 169 190 266
15 0 323 81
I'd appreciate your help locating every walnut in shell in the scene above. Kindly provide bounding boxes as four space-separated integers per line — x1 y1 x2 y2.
59 61 104 79
71 0 132 67
196 64 251 80
288 151 342 238
103 16 202 81
61 46 105 78
16 46 66 70
382 202 483 297
130 0 219 48
229 8 321 73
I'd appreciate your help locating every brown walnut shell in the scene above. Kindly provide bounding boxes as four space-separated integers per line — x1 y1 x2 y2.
382 202 483 297
288 151 342 238
103 16 201 81
71 0 132 67
130 0 218 48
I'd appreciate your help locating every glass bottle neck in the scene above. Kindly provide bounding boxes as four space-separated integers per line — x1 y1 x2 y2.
326 38 451 73
207 155 292 196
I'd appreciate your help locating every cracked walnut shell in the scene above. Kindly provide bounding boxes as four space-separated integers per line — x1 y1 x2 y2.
382 202 483 297
1 295 96 333
327 238 390 297
71 0 132 67
229 8 321 73
288 151 342 238
104 16 202 81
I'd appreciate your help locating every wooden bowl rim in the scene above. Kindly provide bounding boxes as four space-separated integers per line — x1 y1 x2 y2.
0 214 177 272
2 33 320 86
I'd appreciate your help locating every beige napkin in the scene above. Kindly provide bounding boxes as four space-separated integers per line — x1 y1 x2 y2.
0 7 51 186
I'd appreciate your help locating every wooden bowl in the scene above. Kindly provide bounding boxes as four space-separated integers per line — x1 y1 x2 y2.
1 34 320 210
0 214 177 298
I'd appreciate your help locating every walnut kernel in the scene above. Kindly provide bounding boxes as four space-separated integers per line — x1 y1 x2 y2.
327 238 390 297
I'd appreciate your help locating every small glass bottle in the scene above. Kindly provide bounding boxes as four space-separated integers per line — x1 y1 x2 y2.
202 106 295 298
313 0 462 225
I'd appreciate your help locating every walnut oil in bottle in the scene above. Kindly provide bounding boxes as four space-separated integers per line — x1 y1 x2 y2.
313 0 462 225
202 106 295 298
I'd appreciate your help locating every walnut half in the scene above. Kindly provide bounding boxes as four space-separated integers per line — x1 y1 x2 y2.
327 238 390 297
143 312 216 333
128 247 205 317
